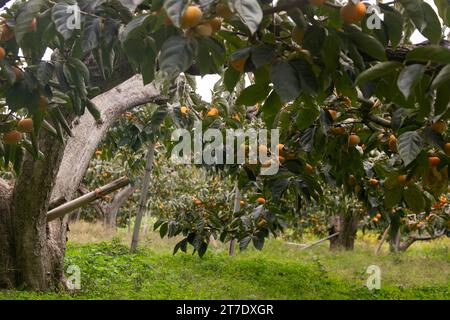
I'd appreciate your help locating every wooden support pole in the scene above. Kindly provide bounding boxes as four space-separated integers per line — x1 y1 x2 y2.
286 232 340 251
46 176 130 222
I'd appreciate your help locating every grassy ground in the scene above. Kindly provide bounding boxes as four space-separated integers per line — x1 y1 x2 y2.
0 221 449 300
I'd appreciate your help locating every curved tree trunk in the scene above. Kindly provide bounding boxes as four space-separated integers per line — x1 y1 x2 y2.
104 182 137 229
0 75 163 290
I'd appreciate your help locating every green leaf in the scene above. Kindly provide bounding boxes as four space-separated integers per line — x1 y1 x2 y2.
397 131 423 166
251 44 277 68
384 186 402 208
230 0 263 34
159 36 196 79
356 61 403 85
296 98 319 130
224 67 241 92
431 65 450 90
420 2 442 44
36 61 55 85
236 83 270 106
52 1 79 40
403 184 425 213
320 33 340 71
380 4 403 50
15 0 45 44
397 64 426 99
239 236 252 251
261 90 282 129
163 0 186 27
398 0 425 30
269 60 301 103
288 8 307 29
86 99 102 122
120 0 144 11
82 17 101 53
345 28 387 61
252 234 264 250
434 0 450 26
120 14 150 42
196 37 225 75
290 59 318 94
406 46 450 64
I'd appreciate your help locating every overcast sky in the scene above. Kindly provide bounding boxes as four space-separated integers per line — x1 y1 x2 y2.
1 0 447 102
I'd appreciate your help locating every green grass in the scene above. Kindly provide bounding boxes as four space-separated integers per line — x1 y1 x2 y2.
0 231 448 300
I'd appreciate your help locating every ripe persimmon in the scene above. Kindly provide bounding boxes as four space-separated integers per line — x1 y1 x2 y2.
207 107 219 117
38 95 48 112
340 1 366 24
348 134 361 147
0 47 5 60
388 134 397 152
397 175 407 185
330 126 346 135
3 130 22 145
257 218 267 228
181 6 203 29
431 120 447 134
180 106 188 114
216 3 233 19
292 26 305 45
258 144 268 155
428 156 441 167
444 142 450 156
328 109 337 120
195 23 212 37
0 24 14 41
194 199 202 206
256 197 266 204
17 118 33 133
348 175 356 186
13 67 24 81
368 178 379 186
207 17 222 33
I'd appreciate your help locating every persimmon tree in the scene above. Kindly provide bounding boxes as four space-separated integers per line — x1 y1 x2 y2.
0 0 449 290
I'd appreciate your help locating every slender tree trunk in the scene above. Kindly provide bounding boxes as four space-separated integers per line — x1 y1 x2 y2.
229 182 241 256
329 211 359 251
130 143 155 253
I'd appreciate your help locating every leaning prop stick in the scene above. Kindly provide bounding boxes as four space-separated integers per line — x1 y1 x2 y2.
286 232 340 250
46 176 130 222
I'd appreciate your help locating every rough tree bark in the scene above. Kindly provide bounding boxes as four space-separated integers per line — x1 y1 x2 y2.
0 75 163 290
328 211 360 251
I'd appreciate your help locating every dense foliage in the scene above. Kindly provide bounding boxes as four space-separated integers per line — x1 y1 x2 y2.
1 0 449 254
